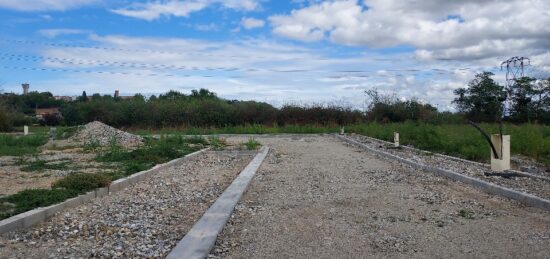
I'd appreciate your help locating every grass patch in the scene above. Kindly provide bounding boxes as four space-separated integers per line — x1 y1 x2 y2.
19 160 70 172
347 122 550 167
54 126 80 140
242 138 261 150
0 189 79 219
0 134 48 156
208 136 227 150
97 135 204 177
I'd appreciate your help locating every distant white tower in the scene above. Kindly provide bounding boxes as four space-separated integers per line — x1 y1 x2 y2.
22 83 30 95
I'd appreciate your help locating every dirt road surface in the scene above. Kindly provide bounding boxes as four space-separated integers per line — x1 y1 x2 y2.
214 135 549 258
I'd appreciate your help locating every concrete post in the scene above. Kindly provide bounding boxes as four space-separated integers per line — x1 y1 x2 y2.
24 126 29 136
393 132 399 147
490 134 510 171
339 126 345 135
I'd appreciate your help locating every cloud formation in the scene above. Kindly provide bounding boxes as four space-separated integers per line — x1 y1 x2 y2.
0 0 99 11
241 17 265 29
270 0 550 62
112 0 260 21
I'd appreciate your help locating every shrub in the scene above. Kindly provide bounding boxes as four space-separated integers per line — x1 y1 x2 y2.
52 173 111 193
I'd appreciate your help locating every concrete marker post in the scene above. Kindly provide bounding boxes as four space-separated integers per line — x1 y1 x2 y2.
490 134 510 171
23 125 29 136
393 132 399 147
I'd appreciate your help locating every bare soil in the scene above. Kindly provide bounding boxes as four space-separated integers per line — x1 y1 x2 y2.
0 149 111 197
213 135 550 258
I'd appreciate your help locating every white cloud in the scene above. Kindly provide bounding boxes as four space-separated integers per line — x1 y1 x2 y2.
38 29 90 39
0 0 99 11
241 17 265 29
269 0 550 61
111 0 260 21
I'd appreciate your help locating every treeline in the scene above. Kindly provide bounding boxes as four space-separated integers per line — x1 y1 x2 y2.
0 89 363 130
453 72 550 123
1 73 549 131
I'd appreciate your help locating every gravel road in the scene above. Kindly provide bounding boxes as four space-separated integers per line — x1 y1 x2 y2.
0 151 253 258
213 135 550 258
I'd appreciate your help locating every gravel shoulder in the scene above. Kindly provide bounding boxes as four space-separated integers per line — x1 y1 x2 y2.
213 135 550 258
347 134 550 200
0 151 253 258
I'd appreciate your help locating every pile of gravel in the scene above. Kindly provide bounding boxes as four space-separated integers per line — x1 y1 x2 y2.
68 121 144 148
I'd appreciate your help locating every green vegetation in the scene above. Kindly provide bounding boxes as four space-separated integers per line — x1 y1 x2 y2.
134 124 340 135
19 160 70 172
208 136 227 150
97 135 204 179
51 173 111 193
0 134 48 156
54 126 80 140
0 189 79 219
242 138 261 150
347 122 550 167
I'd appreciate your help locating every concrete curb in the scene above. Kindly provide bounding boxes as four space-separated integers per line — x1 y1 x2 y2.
0 148 209 235
167 146 270 259
348 133 550 181
336 135 550 212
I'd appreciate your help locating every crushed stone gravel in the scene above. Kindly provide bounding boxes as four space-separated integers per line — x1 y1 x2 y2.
211 135 549 258
346 134 550 200
0 151 253 258
67 121 144 148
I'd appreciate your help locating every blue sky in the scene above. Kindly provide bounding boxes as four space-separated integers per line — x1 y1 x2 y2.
1 0 549 110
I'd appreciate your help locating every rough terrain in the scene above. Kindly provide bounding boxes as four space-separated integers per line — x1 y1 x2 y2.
0 151 253 258
212 135 549 258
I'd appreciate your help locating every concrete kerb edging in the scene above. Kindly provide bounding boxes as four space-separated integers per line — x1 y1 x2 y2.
336 135 550 212
349 133 549 181
167 146 270 259
0 148 210 235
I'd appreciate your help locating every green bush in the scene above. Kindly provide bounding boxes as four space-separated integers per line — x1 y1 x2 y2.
51 173 111 193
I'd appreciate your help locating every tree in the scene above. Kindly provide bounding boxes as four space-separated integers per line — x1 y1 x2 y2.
78 91 88 102
531 78 550 123
508 77 535 122
453 72 506 122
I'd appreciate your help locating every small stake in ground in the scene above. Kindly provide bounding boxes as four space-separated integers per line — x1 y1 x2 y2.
491 134 510 171
24 125 28 136
393 132 399 147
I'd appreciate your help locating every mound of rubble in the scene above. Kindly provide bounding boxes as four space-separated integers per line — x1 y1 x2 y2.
68 121 144 148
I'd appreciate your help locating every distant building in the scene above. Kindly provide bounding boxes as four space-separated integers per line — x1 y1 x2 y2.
22 83 29 95
114 90 133 100
35 107 62 120
54 96 74 102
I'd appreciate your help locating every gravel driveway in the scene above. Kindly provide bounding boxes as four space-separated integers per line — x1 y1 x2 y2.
213 135 550 258
0 151 253 258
